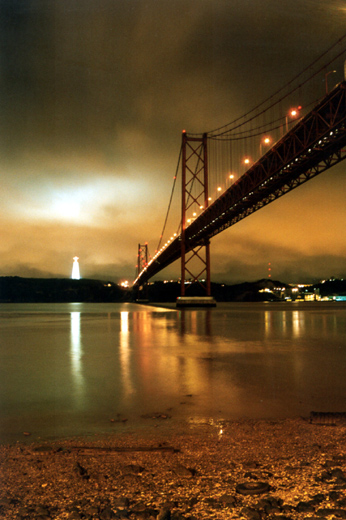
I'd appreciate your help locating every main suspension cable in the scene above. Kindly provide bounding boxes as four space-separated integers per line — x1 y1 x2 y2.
156 145 182 253
190 32 346 139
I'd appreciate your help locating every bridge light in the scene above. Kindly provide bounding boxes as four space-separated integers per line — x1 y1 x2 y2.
325 70 336 94
260 136 272 156
285 106 301 132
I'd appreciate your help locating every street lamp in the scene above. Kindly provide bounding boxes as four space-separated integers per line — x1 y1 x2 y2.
325 70 337 94
260 136 272 156
285 106 301 132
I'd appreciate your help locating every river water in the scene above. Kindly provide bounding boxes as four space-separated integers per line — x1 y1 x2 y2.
0 301 345 443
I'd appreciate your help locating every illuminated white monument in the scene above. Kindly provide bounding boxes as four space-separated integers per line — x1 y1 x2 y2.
71 256 81 280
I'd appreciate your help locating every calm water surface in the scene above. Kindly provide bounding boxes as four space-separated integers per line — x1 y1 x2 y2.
0 301 345 443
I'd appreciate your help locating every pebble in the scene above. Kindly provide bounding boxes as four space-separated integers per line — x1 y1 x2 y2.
172 464 196 478
219 494 236 506
113 497 130 508
67 512 82 520
241 506 261 520
100 506 117 519
157 507 171 520
74 461 90 479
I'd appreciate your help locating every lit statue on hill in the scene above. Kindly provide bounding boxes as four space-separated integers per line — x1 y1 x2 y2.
71 256 81 280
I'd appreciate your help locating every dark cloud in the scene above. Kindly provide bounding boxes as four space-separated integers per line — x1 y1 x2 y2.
208 259 340 286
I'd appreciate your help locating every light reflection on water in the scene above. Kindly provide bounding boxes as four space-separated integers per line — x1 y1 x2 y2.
0 301 345 442
119 311 134 401
264 309 304 338
70 312 85 405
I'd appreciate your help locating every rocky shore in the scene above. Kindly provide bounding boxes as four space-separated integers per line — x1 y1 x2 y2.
1 417 346 520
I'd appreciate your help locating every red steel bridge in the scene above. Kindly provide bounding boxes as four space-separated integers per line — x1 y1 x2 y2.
134 44 346 296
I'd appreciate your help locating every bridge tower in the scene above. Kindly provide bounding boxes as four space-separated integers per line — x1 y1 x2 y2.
137 243 149 278
179 131 215 306
136 243 149 301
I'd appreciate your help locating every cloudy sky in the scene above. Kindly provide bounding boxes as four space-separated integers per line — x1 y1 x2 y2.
1 0 346 284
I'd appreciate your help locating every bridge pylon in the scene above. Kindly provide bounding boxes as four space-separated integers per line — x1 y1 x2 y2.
136 242 149 302
179 131 216 307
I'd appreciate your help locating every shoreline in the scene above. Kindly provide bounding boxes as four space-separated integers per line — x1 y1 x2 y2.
1 417 346 519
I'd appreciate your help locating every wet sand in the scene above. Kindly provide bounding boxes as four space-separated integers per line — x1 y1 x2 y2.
1 417 346 519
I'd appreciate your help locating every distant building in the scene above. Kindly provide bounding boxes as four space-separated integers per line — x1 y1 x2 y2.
71 256 81 280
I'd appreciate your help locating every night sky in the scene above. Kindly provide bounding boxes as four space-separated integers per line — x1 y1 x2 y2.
1 0 346 284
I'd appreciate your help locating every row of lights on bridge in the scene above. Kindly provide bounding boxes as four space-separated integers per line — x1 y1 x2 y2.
186 105 302 225
137 233 181 271
215 106 302 193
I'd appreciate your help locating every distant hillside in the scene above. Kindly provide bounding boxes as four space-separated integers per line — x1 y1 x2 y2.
0 277 126 303
212 278 291 302
142 278 290 303
313 278 346 297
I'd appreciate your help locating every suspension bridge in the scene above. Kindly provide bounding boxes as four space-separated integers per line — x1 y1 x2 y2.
134 37 346 305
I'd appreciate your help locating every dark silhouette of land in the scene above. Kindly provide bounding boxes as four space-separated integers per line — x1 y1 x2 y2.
140 279 289 302
0 277 125 303
1 276 345 303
